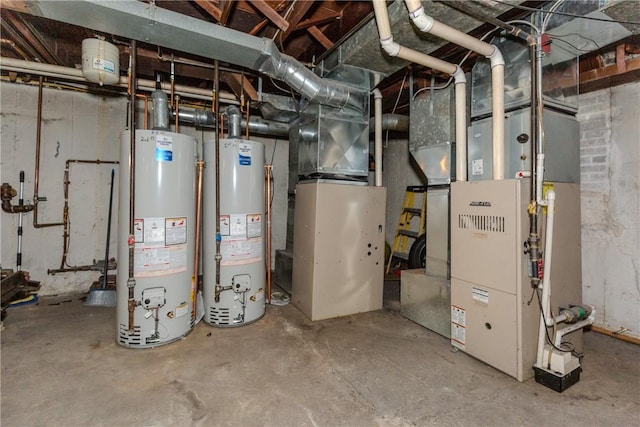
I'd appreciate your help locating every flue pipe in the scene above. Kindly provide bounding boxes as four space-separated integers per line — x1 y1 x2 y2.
372 0 468 181
373 89 383 187
404 0 505 180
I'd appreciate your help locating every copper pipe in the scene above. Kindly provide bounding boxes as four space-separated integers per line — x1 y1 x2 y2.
127 39 138 333
265 164 273 304
192 160 204 321
1 38 30 60
175 95 180 133
33 76 64 228
56 159 118 272
245 100 250 140
136 94 149 130
214 60 223 303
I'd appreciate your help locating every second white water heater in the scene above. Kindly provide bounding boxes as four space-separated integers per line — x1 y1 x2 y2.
117 130 197 347
203 138 266 326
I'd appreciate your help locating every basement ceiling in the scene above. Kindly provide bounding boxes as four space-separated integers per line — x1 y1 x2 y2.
1 0 639 112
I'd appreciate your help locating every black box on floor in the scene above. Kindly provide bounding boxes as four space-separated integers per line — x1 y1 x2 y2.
533 366 582 393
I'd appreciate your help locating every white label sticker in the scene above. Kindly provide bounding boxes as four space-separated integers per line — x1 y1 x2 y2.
246 214 262 238
143 218 165 243
175 302 189 318
134 219 144 243
230 214 246 237
220 238 263 265
472 159 484 175
220 215 230 236
472 287 489 304
92 57 115 74
451 305 466 327
451 323 466 350
165 217 187 245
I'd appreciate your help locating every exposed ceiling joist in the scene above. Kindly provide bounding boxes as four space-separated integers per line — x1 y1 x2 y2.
280 1 315 42
250 0 289 32
307 25 333 50
193 0 222 22
295 12 342 31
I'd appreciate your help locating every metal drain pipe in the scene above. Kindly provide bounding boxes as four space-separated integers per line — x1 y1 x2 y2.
404 0 505 180
373 0 468 181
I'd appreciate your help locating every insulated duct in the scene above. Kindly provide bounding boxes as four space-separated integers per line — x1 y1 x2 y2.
16 0 366 112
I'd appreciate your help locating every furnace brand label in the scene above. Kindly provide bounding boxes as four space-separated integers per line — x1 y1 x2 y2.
472 287 489 304
156 135 173 161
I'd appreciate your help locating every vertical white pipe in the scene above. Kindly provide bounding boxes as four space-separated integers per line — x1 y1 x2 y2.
535 189 556 368
403 2 506 180
373 89 383 187
491 63 505 180
454 73 467 182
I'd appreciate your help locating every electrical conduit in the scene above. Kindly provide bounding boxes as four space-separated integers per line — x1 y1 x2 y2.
372 0 467 181
403 0 505 180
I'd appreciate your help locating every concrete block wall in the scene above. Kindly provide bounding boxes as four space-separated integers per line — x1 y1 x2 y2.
1 81 289 295
577 82 640 337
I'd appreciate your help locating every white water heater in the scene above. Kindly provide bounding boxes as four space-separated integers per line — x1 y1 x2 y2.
117 130 197 348
203 138 266 326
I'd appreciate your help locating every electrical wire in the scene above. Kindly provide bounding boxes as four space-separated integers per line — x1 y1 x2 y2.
546 36 595 53
535 289 575 354
490 0 640 26
547 32 600 50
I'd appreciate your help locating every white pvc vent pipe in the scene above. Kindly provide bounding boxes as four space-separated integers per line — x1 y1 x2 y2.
404 0 506 180
372 0 468 181
373 89 383 187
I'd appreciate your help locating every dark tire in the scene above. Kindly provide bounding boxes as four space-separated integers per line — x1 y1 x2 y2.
408 234 426 269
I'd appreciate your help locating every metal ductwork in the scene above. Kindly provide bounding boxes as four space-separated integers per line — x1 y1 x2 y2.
17 0 366 112
176 107 290 138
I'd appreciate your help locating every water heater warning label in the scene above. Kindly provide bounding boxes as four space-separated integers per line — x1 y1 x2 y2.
239 142 252 166
156 135 173 162
220 213 262 265
134 216 187 277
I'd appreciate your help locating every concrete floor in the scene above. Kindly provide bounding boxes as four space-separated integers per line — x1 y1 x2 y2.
1 282 639 427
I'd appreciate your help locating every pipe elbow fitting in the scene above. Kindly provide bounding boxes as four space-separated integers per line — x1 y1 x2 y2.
408 6 434 33
380 38 400 57
452 66 466 84
487 45 505 68
372 88 382 99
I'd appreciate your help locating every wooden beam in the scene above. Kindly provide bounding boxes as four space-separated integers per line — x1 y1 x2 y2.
218 0 235 26
579 56 640 94
4 11 59 64
294 11 341 31
221 72 258 102
248 18 269 36
250 0 289 32
194 0 222 22
307 26 334 50
280 1 315 42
